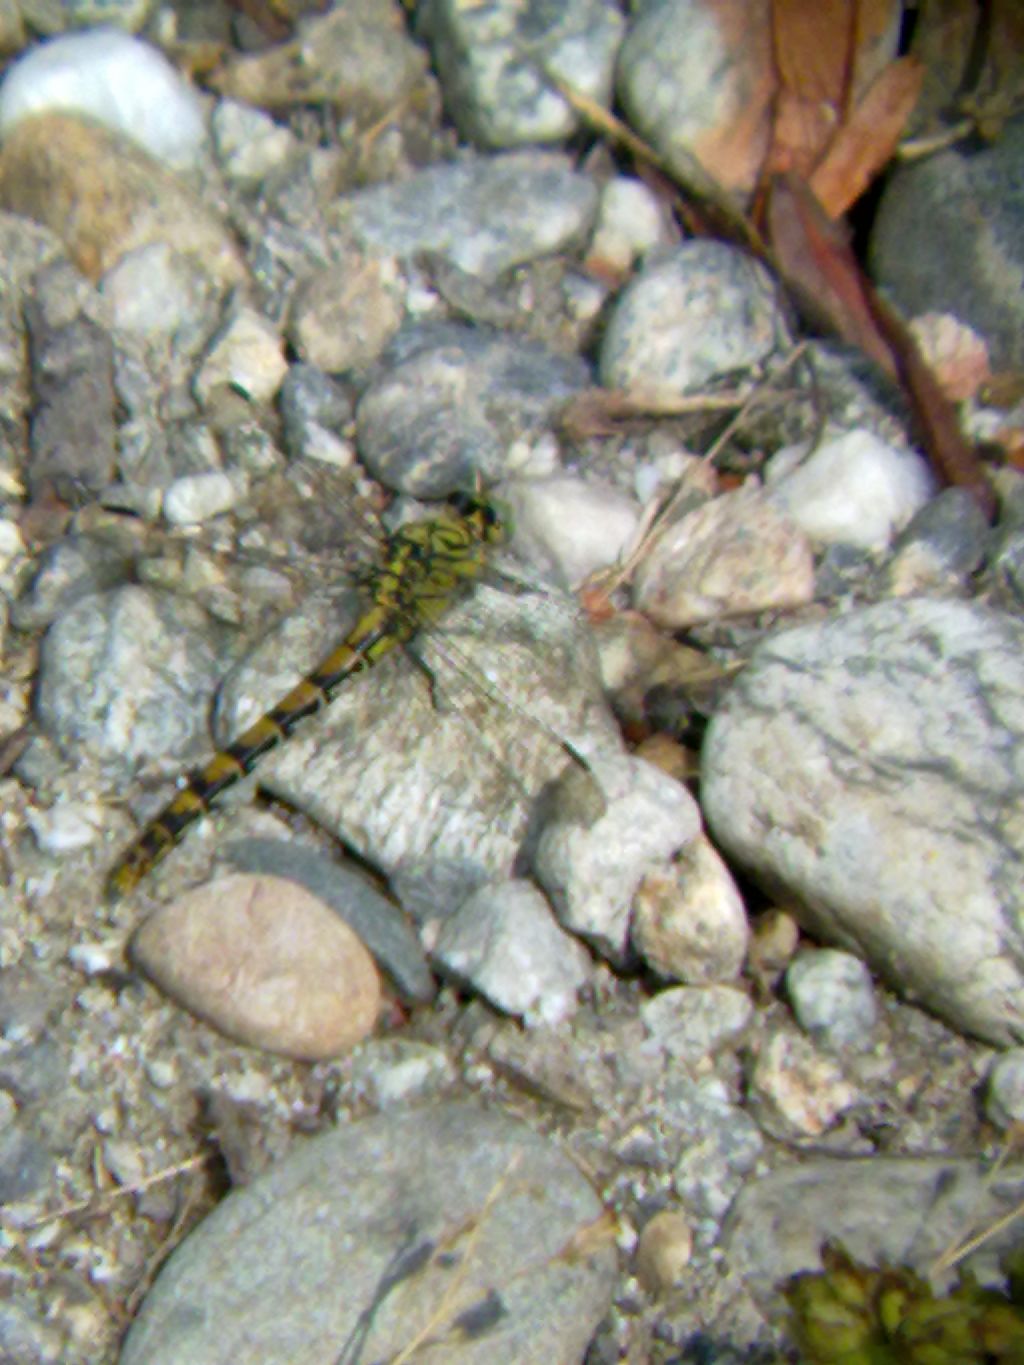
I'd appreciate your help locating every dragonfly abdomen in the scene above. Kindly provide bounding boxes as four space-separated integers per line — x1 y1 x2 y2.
106 493 506 899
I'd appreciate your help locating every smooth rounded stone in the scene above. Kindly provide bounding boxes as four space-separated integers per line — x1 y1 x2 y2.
600 240 787 394
702 598 1024 1046
287 251 403 374
433 878 592 1026
341 150 599 281
215 571 622 917
429 0 624 148
633 487 815 630
119 1102 617 1365
881 486 992 597
209 0 427 118
640 983 753 1065
616 0 775 197
162 471 247 527
632 834 749 984
588 175 669 276
35 584 222 779
193 305 288 409
356 324 590 496
870 113 1024 369
748 1026 858 1137
984 1048 1024 1131
721 1157 1024 1307
210 98 298 188
634 1209 693 1293
764 428 936 551
500 474 640 588
533 752 702 963
222 836 436 1005
0 29 206 168
0 113 245 286
786 949 878 1051
669 1075 764 1224
131 873 380 1060
24 256 116 499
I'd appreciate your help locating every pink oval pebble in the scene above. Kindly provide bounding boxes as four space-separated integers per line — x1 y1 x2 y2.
131 874 380 1060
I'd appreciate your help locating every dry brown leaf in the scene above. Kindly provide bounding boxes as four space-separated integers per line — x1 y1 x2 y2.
809 55 924 215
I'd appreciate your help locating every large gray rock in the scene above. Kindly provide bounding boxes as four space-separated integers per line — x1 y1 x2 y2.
702 598 1024 1046
120 1103 617 1365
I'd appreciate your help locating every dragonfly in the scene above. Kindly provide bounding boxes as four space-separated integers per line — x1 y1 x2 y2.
106 490 508 898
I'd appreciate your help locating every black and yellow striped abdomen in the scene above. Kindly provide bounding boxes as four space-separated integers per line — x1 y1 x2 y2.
107 492 506 898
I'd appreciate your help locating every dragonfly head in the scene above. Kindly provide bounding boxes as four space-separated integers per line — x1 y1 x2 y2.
449 489 510 546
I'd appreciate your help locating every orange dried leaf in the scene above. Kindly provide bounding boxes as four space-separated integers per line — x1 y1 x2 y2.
810 56 924 216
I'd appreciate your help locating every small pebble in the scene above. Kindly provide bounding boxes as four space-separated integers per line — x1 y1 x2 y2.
764 427 936 551
131 874 381 1060
786 948 878 1051
634 1209 693 1293
749 1027 858 1137
984 1048 1024 1131
632 833 749 983
162 471 246 526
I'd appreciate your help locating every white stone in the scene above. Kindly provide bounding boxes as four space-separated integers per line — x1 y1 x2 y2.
534 753 701 961
163 471 245 526
194 307 288 408
590 175 668 272
765 428 936 550
0 30 207 168
434 879 591 1027
501 474 641 587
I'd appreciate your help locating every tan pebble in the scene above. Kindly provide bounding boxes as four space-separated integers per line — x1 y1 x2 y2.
131 873 380 1061
635 1209 693 1293
0 112 246 286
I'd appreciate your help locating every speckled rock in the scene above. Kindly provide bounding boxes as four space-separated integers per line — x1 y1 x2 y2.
131 874 381 1060
119 1103 617 1365
600 240 787 394
429 0 624 148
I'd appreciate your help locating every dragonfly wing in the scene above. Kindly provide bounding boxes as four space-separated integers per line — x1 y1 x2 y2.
214 578 621 912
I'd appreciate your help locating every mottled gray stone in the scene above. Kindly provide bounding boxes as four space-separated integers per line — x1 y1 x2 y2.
429 0 624 148
702 598 1024 1045
35 584 223 778
341 151 598 281
600 241 787 395
356 323 590 496
120 1103 617 1365
722 1157 1024 1306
